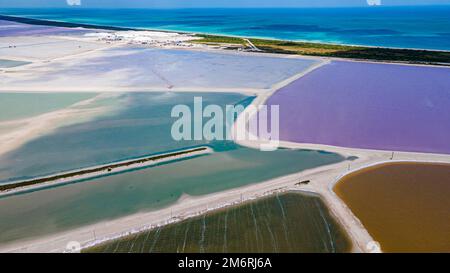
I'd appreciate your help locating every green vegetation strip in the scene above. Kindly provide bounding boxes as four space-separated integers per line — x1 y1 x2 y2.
85 193 351 253
0 147 208 192
195 34 450 65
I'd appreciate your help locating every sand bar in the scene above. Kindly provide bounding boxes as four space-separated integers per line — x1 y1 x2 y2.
0 146 212 197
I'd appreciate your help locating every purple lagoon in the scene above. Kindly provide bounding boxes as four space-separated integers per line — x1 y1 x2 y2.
266 61 450 154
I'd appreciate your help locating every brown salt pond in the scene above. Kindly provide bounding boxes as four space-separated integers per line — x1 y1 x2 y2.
334 162 450 253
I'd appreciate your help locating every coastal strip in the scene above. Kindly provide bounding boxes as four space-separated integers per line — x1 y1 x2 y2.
0 146 212 196
195 35 450 65
1 14 449 65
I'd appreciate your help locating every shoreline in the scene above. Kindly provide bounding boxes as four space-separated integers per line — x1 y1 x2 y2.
1 13 450 53
1 14 449 66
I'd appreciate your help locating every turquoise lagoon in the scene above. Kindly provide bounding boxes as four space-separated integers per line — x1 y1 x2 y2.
0 59 30 68
0 92 345 244
0 92 251 182
0 145 343 244
0 92 96 122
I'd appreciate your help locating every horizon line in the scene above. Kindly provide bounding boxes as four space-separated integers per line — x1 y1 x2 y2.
1 4 450 9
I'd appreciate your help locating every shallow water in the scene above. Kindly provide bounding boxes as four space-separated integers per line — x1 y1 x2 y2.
85 193 352 253
265 61 450 154
0 144 344 245
0 92 250 182
0 59 30 68
334 162 450 252
0 92 345 245
0 92 96 122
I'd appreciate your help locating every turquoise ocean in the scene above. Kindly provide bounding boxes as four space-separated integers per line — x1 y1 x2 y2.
1 6 450 50
0 6 450 50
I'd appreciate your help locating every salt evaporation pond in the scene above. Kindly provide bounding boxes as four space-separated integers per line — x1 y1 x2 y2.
0 92 251 182
85 193 352 253
266 61 450 154
0 92 345 245
4 47 319 91
334 162 450 252
0 141 343 245
0 36 105 61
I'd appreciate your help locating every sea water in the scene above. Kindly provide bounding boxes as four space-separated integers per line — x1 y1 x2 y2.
1 6 449 50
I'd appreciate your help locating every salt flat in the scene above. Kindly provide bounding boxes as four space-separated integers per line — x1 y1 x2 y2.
0 18 320 92
0 36 107 61
0 19 90 37
0 45 319 92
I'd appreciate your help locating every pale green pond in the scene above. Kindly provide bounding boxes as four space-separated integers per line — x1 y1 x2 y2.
0 59 30 68
0 92 96 122
0 92 346 245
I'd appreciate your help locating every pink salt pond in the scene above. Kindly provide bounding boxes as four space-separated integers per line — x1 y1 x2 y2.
265 61 450 154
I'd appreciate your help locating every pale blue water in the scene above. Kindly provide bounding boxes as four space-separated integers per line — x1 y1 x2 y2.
0 92 253 183
0 92 346 244
1 6 449 50
0 145 344 244
0 93 96 122
0 59 30 68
